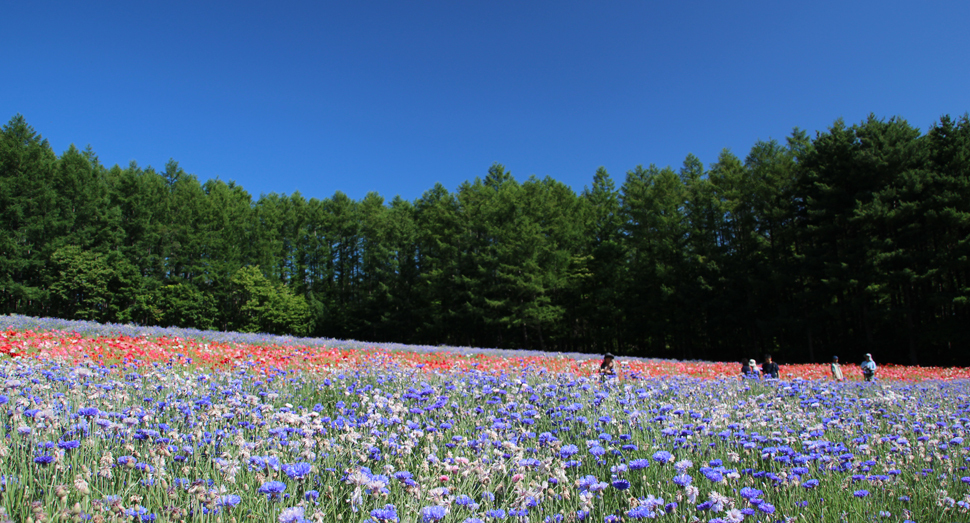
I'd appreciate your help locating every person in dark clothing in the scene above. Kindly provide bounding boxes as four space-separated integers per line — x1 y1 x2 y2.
599 353 618 381
740 359 760 380
761 355 780 379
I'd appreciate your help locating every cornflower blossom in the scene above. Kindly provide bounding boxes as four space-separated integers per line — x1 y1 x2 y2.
77 407 99 417
739 487 763 500
282 462 312 480
258 481 287 499
420 506 447 522
455 495 479 510
672 474 692 486
611 479 630 490
216 495 241 507
278 507 306 523
370 505 399 522
707 491 732 512
57 440 81 451
684 485 700 503
629 459 650 470
652 450 674 463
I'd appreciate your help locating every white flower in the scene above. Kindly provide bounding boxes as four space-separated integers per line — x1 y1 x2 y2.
278 506 305 523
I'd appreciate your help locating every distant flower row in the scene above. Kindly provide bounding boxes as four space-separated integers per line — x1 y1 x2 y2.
3 314 969 381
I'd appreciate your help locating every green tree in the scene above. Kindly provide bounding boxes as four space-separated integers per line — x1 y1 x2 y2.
0 115 59 314
227 266 313 335
46 246 113 321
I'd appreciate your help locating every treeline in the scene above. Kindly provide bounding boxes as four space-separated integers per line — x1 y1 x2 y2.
2 114 969 365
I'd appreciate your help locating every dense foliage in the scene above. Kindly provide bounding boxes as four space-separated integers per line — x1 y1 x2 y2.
1 113 968 365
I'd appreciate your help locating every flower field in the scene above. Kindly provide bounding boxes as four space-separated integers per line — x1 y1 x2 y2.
1 316 970 522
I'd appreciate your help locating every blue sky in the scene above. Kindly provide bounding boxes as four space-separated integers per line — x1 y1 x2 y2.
3 1 968 202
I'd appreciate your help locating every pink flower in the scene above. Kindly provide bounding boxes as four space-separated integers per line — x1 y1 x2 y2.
438 475 449 483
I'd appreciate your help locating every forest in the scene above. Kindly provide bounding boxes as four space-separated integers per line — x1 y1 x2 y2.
1 113 968 366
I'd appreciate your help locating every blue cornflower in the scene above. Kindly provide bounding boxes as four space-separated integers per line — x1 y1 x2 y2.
652 451 673 463
629 459 650 471
700 468 723 482
125 506 156 522
420 506 447 522
627 506 656 518
33 455 54 465
576 475 599 491
77 407 99 417
802 479 819 488
485 509 506 519
757 502 775 514
57 440 81 451
854 490 869 498
258 480 287 498
455 495 479 509
672 474 692 486
370 504 399 522
559 445 579 458
216 495 241 507
739 487 763 499
283 462 312 480
611 479 630 490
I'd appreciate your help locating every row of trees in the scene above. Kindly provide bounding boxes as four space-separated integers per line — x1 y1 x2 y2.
2 114 968 365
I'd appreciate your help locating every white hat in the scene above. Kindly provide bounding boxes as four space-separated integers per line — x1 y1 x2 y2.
748 359 756 366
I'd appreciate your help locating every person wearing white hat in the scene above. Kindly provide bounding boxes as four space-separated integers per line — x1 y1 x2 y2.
860 353 876 382
740 358 760 380
831 356 844 381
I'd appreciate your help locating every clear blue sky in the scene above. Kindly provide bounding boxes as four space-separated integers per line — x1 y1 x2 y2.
3 1 968 202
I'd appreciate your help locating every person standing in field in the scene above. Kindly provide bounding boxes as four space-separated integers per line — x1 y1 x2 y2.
830 356 844 381
861 353 877 382
761 355 779 379
741 359 760 380
599 353 618 381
